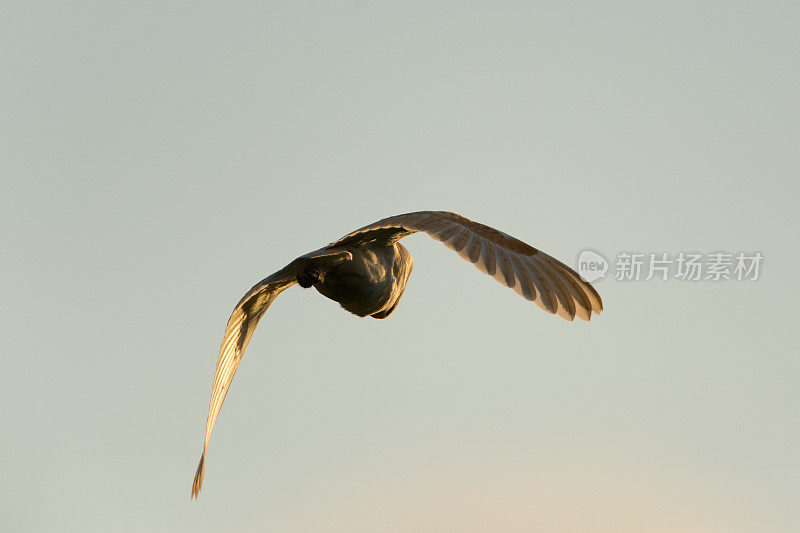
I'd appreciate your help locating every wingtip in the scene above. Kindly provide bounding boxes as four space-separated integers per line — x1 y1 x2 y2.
576 304 602 322
191 455 205 500
555 306 577 322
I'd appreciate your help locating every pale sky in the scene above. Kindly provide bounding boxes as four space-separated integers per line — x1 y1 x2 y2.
2 2 798 532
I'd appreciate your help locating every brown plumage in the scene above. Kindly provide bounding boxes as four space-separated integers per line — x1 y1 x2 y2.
191 211 603 498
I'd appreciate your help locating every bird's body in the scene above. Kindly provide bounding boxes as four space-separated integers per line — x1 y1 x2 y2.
191 211 603 498
311 243 413 318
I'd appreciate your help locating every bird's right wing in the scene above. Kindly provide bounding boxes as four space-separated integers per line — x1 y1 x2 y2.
191 248 351 498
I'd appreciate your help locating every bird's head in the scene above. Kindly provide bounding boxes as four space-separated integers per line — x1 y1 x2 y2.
297 268 323 288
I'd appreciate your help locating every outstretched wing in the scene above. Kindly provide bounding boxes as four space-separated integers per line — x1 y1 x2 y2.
333 211 602 321
191 268 295 498
191 249 351 498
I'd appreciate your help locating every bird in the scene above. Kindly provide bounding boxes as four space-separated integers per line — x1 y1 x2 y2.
191 211 603 498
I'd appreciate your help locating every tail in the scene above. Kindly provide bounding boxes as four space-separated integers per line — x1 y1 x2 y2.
191 453 205 499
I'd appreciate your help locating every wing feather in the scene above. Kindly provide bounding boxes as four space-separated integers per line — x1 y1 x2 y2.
531 257 577 320
449 227 470 252
494 245 517 289
434 223 461 242
508 253 533 301
558 264 592 321
459 232 482 263
477 239 496 276
516 255 549 312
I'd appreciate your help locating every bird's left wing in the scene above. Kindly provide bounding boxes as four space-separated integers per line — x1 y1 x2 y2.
333 211 602 321
191 248 351 498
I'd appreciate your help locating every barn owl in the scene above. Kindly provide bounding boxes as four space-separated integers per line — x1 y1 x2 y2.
191 211 603 497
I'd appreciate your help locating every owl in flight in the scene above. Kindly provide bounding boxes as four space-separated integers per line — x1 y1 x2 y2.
191 211 603 497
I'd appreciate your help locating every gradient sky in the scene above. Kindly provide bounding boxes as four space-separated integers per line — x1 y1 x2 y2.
2 2 798 532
